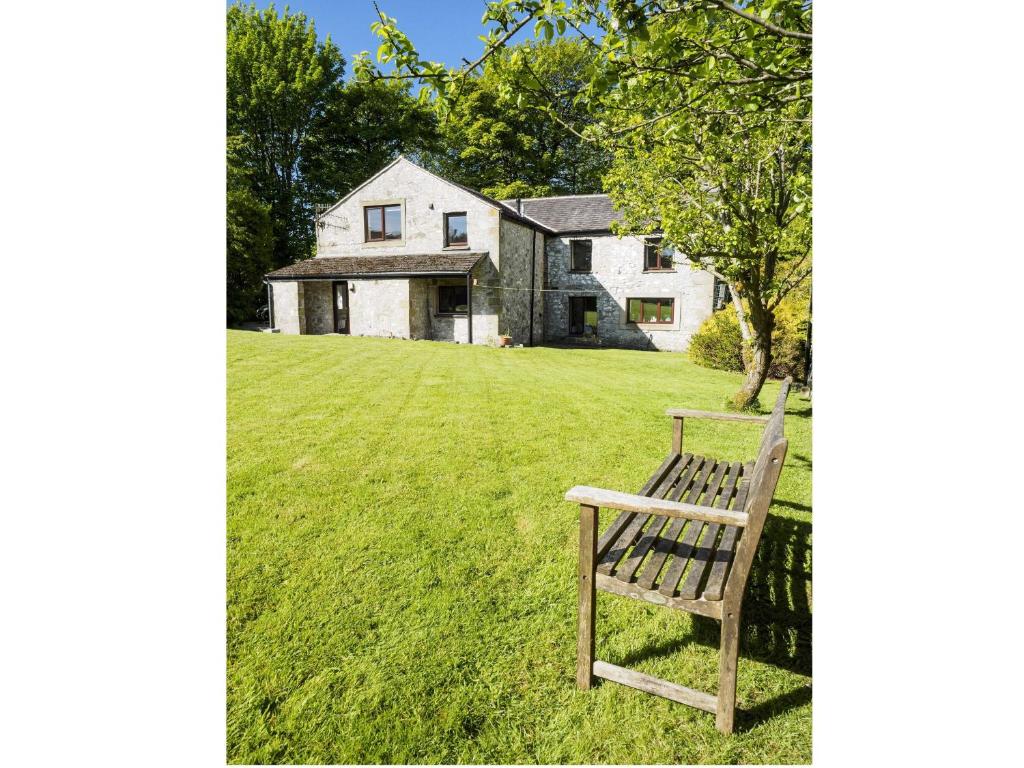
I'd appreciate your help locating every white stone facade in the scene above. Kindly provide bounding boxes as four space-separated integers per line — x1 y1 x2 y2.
543 234 715 352
271 157 541 346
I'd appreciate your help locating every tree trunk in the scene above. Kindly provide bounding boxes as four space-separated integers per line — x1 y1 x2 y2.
730 285 752 342
733 328 772 409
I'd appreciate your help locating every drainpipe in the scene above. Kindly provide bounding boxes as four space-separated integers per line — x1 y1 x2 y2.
528 230 536 346
466 270 473 344
265 279 274 329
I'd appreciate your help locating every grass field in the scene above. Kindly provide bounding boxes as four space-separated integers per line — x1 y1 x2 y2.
227 330 812 764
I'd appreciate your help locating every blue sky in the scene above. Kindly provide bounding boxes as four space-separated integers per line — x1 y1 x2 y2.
228 0 554 75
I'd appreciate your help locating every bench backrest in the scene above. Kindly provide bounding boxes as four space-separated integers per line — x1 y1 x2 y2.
725 377 794 607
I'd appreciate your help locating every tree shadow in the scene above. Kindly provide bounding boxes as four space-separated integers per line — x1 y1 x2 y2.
772 498 812 514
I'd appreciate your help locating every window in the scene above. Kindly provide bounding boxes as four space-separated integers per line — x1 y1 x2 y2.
570 239 592 272
444 212 468 247
569 296 598 336
364 204 402 241
627 297 675 324
437 285 468 315
713 276 732 311
644 237 674 271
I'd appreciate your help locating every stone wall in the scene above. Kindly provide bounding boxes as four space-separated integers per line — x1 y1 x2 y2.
408 279 431 340
316 157 501 263
497 218 543 346
348 279 411 339
303 282 333 335
271 281 305 335
543 234 714 352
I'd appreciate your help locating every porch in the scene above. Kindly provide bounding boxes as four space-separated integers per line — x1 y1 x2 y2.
265 253 489 343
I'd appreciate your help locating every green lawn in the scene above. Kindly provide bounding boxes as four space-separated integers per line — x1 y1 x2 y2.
227 330 812 764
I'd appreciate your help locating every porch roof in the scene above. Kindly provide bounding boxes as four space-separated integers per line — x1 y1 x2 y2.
265 252 486 281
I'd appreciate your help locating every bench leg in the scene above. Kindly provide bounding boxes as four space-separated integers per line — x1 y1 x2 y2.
716 607 741 734
576 504 598 690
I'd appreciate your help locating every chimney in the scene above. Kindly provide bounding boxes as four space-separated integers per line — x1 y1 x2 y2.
516 197 522 214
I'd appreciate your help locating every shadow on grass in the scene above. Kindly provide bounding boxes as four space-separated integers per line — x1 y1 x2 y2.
606 515 812 727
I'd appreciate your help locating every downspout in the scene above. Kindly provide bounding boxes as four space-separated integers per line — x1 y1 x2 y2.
528 229 536 346
466 270 473 345
265 279 274 329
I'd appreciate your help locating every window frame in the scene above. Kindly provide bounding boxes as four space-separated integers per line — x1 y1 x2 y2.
643 237 675 272
569 239 593 273
436 284 469 316
444 211 468 248
626 297 676 325
363 203 403 242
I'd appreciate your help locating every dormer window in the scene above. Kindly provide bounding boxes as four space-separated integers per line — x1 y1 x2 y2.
445 212 467 247
364 204 402 242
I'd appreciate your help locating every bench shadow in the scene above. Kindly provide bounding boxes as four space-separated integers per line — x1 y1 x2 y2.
606 515 812 724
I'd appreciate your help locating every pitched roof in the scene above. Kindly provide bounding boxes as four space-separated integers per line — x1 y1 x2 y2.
500 194 624 234
446 179 553 232
266 252 486 281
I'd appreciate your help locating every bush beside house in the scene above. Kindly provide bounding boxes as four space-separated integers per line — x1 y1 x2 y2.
689 296 810 381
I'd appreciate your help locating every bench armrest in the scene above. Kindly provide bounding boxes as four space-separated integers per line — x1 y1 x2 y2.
665 408 769 423
565 486 749 527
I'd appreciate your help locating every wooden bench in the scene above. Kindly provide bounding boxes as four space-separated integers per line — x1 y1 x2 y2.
565 377 793 734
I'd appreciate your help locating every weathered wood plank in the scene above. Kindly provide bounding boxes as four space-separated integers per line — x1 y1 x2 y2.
576 504 598 689
677 462 741 600
702 461 753 601
634 456 709 590
565 485 749 528
656 458 720 596
595 453 681 560
596 572 722 620
613 454 698 583
665 408 769 423
593 660 718 714
595 458 688 575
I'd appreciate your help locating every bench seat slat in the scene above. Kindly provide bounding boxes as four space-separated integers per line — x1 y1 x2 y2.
613 454 699 582
701 461 755 601
597 456 687 575
596 453 681 561
634 455 710 589
677 461 742 600
656 458 719 596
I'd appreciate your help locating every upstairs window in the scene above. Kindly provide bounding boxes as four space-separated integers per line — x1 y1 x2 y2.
644 237 674 271
445 212 468 247
364 204 402 241
570 239 593 272
437 285 468 315
627 297 675 324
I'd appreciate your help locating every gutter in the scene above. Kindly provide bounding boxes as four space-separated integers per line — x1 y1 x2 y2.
265 271 478 282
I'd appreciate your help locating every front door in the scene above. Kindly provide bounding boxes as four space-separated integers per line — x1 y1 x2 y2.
569 296 598 336
332 281 350 334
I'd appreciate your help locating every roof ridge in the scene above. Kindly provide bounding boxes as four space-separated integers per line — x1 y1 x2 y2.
518 193 610 201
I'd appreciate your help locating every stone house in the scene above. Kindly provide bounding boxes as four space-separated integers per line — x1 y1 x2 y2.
265 156 726 351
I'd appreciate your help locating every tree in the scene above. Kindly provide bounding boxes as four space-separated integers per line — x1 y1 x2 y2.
226 139 273 325
606 102 811 407
300 77 440 206
360 0 812 407
226 2 345 269
420 39 611 198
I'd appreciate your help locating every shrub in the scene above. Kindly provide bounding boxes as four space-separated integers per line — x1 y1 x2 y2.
689 296 810 381
688 309 745 373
